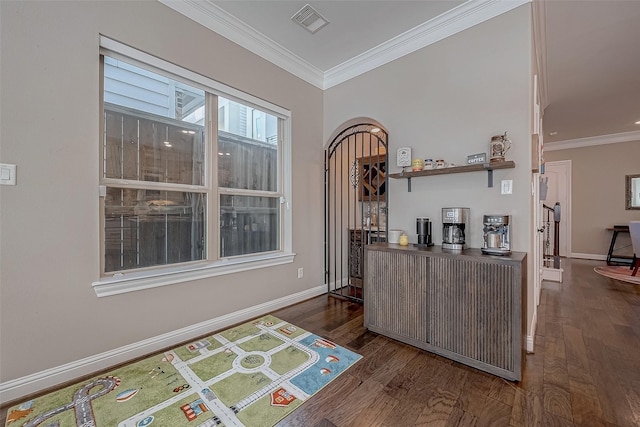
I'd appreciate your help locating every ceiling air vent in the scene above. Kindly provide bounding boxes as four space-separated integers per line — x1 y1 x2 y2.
291 4 329 34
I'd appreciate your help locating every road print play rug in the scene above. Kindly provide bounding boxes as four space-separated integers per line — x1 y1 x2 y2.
5 315 361 427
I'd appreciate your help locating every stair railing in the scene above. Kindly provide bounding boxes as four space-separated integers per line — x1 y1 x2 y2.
542 202 561 269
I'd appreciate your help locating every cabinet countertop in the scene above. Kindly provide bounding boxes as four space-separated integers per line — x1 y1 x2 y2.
366 242 527 263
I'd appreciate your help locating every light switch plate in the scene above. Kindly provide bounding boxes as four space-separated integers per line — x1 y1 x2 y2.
501 179 513 195
0 163 16 185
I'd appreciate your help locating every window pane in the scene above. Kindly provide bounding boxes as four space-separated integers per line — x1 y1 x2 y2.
218 97 278 191
103 56 205 186
104 188 206 272
220 195 280 257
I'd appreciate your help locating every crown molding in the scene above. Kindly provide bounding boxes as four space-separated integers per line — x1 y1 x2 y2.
159 0 531 90
158 0 325 88
545 130 640 151
324 0 530 89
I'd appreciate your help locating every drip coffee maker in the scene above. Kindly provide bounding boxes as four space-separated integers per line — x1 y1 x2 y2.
442 208 469 250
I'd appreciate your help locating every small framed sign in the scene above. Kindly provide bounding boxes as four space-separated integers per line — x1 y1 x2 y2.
467 152 487 165
397 147 412 167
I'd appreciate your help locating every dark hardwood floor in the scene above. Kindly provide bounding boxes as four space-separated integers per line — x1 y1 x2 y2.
2 258 639 426
271 259 640 427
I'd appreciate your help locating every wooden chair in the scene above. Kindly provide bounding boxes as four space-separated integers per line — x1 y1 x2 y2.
631 221 640 276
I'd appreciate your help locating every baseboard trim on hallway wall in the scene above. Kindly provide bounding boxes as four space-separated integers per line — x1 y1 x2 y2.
526 335 535 353
327 277 348 291
525 306 537 353
0 285 326 405
572 253 607 261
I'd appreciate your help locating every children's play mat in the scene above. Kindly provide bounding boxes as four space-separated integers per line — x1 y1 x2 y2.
5 315 361 427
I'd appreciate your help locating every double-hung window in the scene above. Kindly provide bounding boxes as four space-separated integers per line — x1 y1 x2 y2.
96 37 292 296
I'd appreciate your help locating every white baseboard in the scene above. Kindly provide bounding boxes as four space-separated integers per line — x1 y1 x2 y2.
0 285 326 404
542 267 563 282
526 335 535 353
572 253 607 261
328 277 348 291
526 308 537 353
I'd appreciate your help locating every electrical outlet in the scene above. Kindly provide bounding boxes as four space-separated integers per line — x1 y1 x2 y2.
501 180 513 195
297 267 304 279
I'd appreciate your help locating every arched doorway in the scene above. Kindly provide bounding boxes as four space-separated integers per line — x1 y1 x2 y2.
325 121 388 302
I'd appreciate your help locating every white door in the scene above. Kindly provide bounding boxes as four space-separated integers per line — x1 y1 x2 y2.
541 160 572 257
533 172 543 306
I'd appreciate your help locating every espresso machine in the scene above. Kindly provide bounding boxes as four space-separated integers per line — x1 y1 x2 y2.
481 214 512 255
442 208 470 250
416 217 434 246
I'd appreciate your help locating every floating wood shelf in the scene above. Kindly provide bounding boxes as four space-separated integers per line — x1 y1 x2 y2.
389 160 515 191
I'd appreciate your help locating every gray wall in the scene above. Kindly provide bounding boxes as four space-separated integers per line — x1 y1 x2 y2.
545 140 640 256
0 0 323 382
324 6 534 331
324 6 532 252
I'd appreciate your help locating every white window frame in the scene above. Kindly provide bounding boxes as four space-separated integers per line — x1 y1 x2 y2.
93 36 294 297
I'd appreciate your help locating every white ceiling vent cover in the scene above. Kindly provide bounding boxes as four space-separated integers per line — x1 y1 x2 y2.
291 4 329 34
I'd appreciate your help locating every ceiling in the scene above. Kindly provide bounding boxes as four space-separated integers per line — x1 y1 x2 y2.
539 0 640 143
207 0 466 71
161 0 640 144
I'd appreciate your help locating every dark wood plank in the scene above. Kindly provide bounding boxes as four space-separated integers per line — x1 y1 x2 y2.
414 388 458 426
346 389 399 427
381 350 433 401
379 399 425 426
445 406 478 427
542 383 573 422
570 391 606 427
510 389 544 426
584 337 638 426
315 419 338 427
475 396 513 427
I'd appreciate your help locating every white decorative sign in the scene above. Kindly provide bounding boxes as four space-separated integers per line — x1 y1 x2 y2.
467 153 487 164
397 147 411 167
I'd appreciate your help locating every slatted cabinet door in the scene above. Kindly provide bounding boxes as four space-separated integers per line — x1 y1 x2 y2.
365 250 429 344
429 257 518 374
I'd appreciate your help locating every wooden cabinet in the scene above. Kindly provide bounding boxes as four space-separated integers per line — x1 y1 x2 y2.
349 228 386 288
364 244 526 381
358 155 386 201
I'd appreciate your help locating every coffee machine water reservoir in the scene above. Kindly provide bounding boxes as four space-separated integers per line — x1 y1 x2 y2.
442 208 470 250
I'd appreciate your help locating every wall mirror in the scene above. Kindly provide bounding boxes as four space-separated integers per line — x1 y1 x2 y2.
626 174 640 210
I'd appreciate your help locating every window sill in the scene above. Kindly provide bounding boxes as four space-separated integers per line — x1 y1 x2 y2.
92 252 296 297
